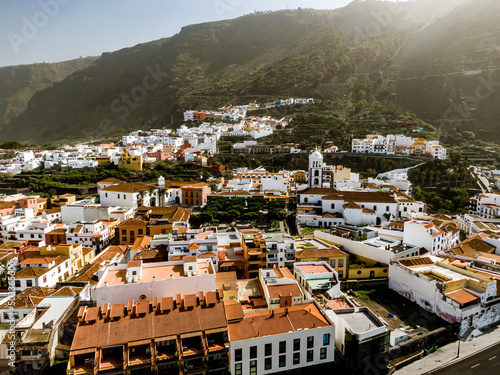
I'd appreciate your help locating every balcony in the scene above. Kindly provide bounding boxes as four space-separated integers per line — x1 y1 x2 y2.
99 346 123 372
156 338 178 363
128 342 151 368
207 354 228 372
181 335 205 358
70 352 95 375
183 358 207 375
206 331 227 354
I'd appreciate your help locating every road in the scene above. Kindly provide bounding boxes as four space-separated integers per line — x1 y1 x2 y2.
427 341 500 375
470 166 491 193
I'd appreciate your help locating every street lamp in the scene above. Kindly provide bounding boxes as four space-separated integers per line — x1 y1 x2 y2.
457 318 463 358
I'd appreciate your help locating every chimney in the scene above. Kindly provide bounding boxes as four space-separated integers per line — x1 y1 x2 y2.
152 297 158 312
102 303 109 319
126 300 134 315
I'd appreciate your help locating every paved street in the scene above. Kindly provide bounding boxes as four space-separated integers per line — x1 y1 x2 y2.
428 342 500 375
395 324 500 375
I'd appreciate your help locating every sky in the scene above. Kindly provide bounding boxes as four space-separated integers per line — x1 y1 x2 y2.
0 0 407 68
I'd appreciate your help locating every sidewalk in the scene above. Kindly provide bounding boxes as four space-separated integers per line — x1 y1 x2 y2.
395 324 500 374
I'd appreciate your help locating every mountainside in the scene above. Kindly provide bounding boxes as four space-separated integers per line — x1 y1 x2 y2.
0 57 97 128
1 0 499 144
394 0 500 141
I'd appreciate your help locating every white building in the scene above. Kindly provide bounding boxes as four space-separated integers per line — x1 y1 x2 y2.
14 256 72 293
259 268 304 310
293 262 341 299
92 258 216 306
66 221 109 251
228 300 335 375
263 232 296 269
389 255 500 334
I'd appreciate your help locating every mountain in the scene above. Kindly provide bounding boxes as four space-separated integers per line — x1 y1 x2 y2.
1 0 499 144
394 0 500 142
0 57 97 129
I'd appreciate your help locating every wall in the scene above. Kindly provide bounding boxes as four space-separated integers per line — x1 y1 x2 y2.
315 232 394 265
230 325 335 375
93 272 216 306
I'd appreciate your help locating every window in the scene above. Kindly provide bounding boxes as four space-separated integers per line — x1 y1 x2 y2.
338 270 343 278
235 363 242 375
122 229 126 235
323 334 330 346
250 346 257 359
330 259 335 268
331 203 335 209
304 197 308 203
265 357 272 370
293 338 300 351
320 347 327 360
338 259 344 267
250 360 257 375
26 280 32 287
307 350 313 362
386 206 390 211
293 352 300 365
279 341 286 354
279 355 286 368
265 343 272 357
118 194 120 199
235 349 242 362
307 336 314 349
138 229 143 235
15 280 20 288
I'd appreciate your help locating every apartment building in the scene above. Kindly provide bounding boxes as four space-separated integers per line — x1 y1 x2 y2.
227 300 335 375
68 292 228 375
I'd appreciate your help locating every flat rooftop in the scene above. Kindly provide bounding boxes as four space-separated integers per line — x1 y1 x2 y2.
295 238 330 249
416 264 487 283
101 262 212 287
340 310 384 334
297 264 331 274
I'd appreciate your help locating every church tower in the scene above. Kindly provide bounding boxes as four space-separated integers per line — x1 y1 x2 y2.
309 148 323 188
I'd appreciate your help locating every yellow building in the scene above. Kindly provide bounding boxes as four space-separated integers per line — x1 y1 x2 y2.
295 236 349 279
410 138 427 156
118 154 143 171
333 165 351 181
216 271 238 301
40 244 95 274
292 170 307 182
348 255 388 280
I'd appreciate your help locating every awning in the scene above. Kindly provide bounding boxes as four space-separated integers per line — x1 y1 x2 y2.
128 339 151 347
155 335 177 342
220 261 245 267
70 348 95 356
205 327 227 335
181 332 202 339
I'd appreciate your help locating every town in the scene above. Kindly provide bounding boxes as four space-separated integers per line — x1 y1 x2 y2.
1 99 499 375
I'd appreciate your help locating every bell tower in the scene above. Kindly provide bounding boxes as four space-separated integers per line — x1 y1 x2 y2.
309 148 323 188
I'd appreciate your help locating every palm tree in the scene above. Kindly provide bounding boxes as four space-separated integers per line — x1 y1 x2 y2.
138 190 146 207
148 186 156 207
0 258 11 289
421 171 426 187
158 188 167 207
